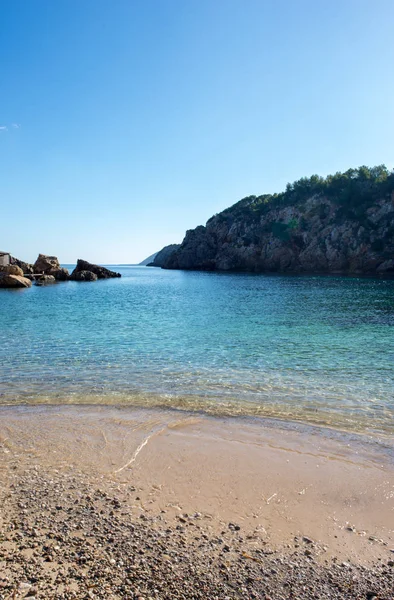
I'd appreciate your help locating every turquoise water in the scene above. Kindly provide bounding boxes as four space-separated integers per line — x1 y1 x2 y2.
0 267 393 434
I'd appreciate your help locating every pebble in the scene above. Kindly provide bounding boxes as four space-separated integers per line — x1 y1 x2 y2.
0 465 392 600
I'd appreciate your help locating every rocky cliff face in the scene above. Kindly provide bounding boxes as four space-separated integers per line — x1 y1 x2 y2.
147 244 180 267
163 170 394 275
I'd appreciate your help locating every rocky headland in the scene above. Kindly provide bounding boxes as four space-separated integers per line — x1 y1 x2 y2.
146 244 181 268
160 165 394 275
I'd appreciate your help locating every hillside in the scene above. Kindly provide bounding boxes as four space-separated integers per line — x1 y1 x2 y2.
162 165 394 275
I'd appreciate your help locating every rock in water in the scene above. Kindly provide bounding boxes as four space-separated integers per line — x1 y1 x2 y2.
34 274 56 285
34 254 61 273
0 264 24 277
49 267 69 281
10 257 34 275
70 259 121 280
0 273 32 288
70 270 98 282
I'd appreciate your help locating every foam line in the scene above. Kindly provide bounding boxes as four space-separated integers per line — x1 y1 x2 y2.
114 429 163 474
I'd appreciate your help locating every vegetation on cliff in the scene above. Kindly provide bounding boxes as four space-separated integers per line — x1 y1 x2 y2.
216 165 394 224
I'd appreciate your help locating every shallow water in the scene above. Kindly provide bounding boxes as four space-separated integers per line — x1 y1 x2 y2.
0 267 393 434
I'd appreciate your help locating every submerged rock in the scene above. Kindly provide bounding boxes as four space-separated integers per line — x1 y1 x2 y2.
70 259 121 280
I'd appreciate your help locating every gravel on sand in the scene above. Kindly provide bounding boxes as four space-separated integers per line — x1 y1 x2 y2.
1 466 393 600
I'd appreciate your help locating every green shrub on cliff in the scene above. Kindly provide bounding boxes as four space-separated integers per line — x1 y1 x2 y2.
220 165 394 222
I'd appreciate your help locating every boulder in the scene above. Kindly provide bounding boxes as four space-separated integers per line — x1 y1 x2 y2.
10 257 34 275
0 264 24 277
70 259 121 280
70 270 98 282
34 254 61 273
0 273 32 288
48 267 69 281
34 275 56 285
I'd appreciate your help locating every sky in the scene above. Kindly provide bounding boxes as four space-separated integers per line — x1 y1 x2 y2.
1 0 394 264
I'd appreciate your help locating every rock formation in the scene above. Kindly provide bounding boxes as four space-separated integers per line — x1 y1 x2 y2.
34 275 56 285
34 254 60 272
70 270 98 282
0 265 32 288
70 259 121 280
1 264 24 277
147 244 181 267
1 255 121 287
10 257 34 275
162 166 394 275
33 254 69 281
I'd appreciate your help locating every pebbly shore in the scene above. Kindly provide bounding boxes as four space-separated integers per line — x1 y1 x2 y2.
1 464 393 600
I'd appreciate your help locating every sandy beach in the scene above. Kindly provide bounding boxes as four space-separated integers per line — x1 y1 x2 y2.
0 405 393 599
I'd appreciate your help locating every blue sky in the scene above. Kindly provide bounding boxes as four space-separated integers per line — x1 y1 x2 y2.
1 0 394 263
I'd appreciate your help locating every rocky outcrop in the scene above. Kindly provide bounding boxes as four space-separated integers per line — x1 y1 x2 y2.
34 254 60 273
0 269 32 288
70 259 121 280
51 267 69 281
147 244 180 267
163 168 394 275
32 254 69 281
34 274 56 285
70 270 98 282
1 255 121 287
0 264 24 277
10 257 34 275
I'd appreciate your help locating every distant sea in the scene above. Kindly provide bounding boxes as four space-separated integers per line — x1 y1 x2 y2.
0 266 393 436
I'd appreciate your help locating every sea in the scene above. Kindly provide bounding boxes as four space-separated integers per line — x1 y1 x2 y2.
0 266 393 436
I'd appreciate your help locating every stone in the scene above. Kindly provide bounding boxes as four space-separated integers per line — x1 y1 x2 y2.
10 257 35 274
35 275 56 285
0 273 32 288
70 259 121 280
33 254 61 273
70 270 98 282
48 267 69 281
0 264 24 277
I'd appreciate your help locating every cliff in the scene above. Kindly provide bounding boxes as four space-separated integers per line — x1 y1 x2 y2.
147 244 180 267
163 166 394 275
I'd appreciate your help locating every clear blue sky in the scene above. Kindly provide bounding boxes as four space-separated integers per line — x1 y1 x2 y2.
1 0 394 264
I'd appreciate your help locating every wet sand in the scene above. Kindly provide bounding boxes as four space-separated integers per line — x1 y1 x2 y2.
0 405 393 598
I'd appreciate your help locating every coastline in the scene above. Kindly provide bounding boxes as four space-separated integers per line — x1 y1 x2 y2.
1 392 393 439
1 404 393 598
